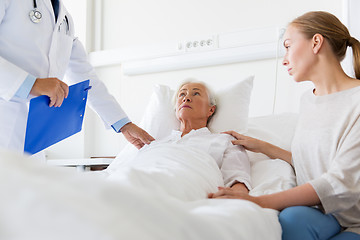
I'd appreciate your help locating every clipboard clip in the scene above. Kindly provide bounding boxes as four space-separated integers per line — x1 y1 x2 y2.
84 86 92 91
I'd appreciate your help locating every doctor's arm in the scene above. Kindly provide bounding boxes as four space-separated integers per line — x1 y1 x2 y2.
0 56 68 106
0 2 68 107
30 77 69 107
120 122 154 149
65 38 154 148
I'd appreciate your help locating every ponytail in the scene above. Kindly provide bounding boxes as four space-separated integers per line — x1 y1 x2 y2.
348 37 360 79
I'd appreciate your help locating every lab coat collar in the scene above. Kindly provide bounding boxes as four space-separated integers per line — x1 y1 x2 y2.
42 0 67 27
42 0 57 25
56 1 67 25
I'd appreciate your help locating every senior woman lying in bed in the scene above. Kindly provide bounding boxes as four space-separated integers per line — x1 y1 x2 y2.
106 81 251 200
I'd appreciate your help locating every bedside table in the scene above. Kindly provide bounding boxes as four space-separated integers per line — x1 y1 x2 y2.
47 157 114 172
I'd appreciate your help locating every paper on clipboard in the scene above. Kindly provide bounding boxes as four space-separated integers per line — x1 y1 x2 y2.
24 80 91 155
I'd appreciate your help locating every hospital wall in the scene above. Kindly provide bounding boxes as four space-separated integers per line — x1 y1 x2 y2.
46 0 343 159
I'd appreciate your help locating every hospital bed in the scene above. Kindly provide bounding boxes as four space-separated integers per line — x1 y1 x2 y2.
3 0 360 236
0 25 303 239
0 77 298 239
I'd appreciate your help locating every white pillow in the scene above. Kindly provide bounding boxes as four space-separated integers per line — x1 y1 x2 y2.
246 113 298 163
208 75 253 133
139 76 254 139
246 113 298 194
250 159 296 196
139 84 179 140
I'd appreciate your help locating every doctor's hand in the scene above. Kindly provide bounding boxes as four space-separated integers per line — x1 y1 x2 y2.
30 78 69 107
121 123 155 149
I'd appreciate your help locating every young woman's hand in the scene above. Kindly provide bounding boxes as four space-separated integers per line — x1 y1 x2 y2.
223 131 267 153
223 131 292 164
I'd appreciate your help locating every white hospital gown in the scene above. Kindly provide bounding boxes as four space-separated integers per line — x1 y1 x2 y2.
136 127 251 189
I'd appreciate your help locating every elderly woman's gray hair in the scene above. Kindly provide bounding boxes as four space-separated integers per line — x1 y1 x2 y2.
174 78 216 105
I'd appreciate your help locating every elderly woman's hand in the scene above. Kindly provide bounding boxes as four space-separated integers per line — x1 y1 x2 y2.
223 131 267 153
208 186 258 202
121 123 155 149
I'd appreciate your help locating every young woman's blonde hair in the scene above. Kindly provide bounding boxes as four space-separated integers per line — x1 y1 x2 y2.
290 11 360 79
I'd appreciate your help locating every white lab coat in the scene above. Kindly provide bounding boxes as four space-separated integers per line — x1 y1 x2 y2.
0 0 127 153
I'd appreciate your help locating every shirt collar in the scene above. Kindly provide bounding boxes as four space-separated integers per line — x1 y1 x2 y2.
171 127 211 137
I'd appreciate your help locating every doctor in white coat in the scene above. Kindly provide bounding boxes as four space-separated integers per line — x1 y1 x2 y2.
0 0 154 154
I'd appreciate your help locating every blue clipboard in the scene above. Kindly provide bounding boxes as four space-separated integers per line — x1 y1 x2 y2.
24 80 91 155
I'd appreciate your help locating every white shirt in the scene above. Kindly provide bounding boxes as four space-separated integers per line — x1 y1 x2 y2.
144 127 251 189
292 86 360 234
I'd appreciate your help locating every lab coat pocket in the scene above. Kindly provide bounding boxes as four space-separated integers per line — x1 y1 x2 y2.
51 32 74 78
58 34 73 74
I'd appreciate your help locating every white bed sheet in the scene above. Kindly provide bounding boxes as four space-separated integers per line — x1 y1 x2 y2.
0 113 297 240
0 147 282 240
107 143 224 201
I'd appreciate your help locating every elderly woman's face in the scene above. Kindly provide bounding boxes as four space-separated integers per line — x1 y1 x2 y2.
175 83 215 123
